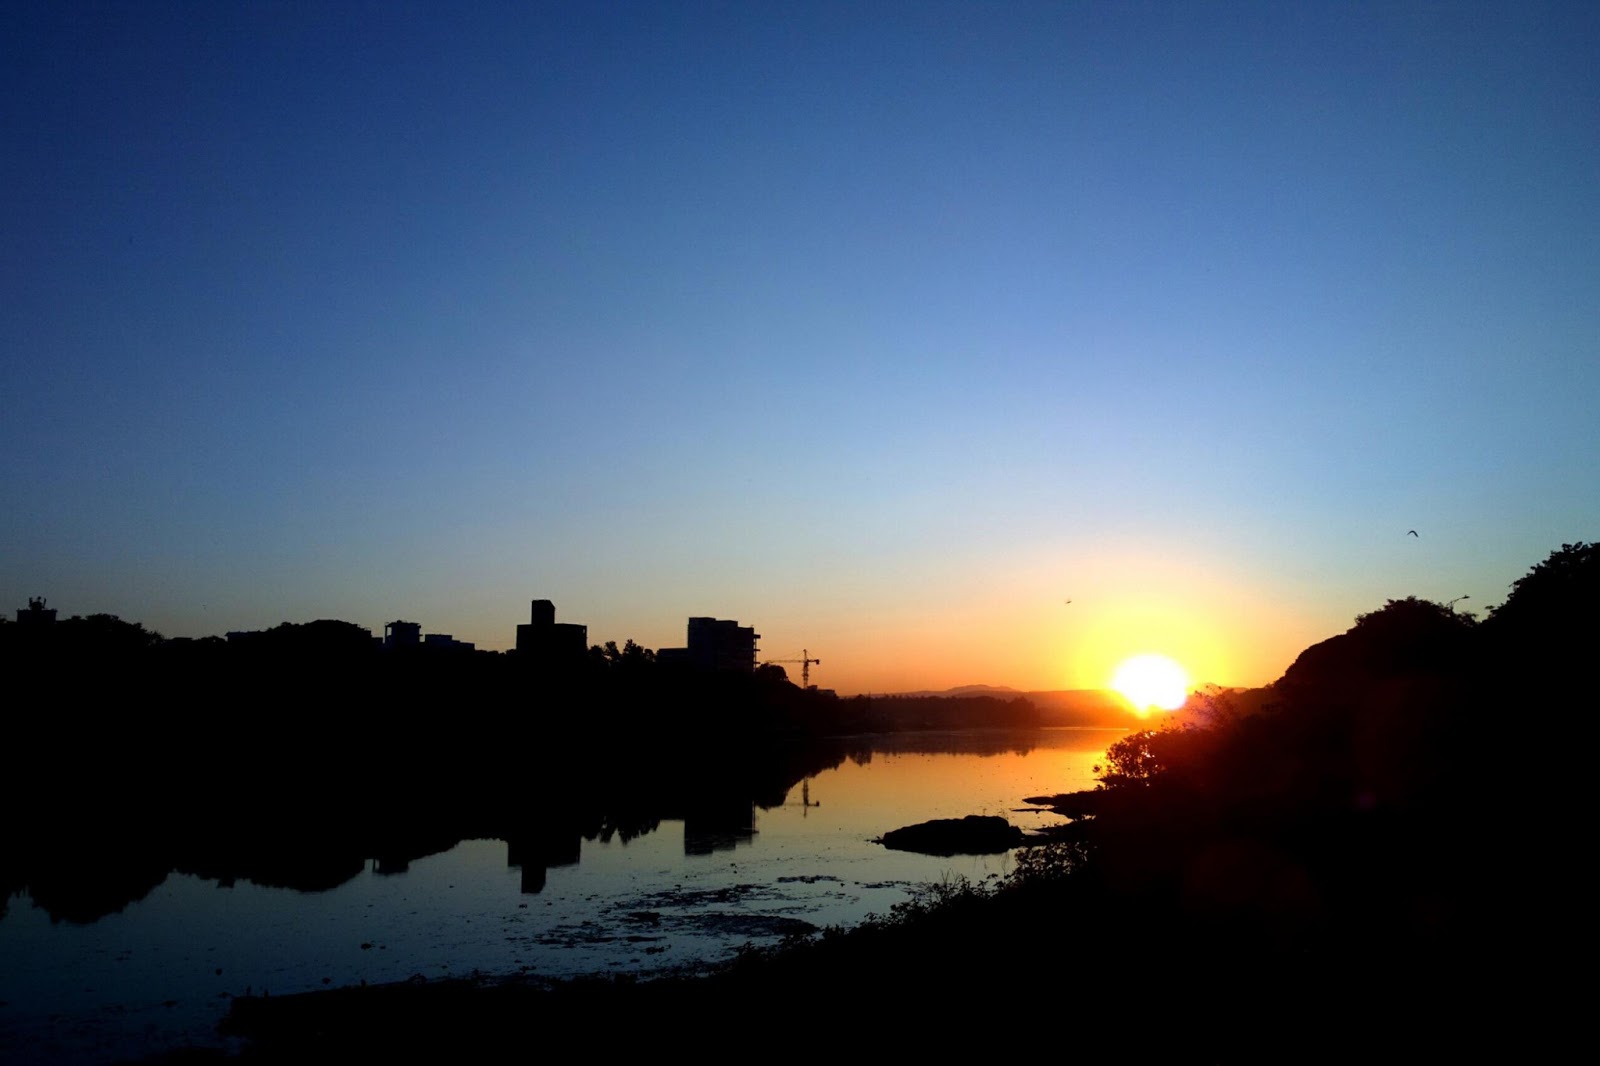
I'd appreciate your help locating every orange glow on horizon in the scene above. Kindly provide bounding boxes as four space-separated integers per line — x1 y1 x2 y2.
718 543 1318 695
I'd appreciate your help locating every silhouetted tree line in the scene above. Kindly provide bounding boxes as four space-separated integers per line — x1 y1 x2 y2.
831 693 1040 731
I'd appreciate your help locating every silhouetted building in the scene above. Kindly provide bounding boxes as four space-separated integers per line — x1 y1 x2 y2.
16 596 56 625
424 633 475 652
384 620 421 649
658 616 760 673
529 599 556 627
515 599 587 668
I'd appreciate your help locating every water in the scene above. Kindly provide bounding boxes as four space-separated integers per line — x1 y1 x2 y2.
0 727 1124 1062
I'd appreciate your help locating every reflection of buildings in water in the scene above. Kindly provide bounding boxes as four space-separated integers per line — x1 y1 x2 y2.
682 799 757 856
506 829 582 895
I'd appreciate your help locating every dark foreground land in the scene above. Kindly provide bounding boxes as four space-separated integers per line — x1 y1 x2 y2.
209 905 1517 1062
182 544 1594 1062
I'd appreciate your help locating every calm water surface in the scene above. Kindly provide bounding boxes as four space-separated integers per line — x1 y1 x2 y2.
0 728 1124 1062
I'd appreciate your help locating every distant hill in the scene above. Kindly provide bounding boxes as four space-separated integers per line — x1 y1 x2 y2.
1023 689 1145 726
877 685 1146 727
888 684 1025 699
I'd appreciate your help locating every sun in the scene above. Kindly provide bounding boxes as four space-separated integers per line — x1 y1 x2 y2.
1111 654 1191 713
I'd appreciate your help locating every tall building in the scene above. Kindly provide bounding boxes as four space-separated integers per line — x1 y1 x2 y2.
658 616 760 673
16 597 56 625
515 599 587 667
384 620 421 649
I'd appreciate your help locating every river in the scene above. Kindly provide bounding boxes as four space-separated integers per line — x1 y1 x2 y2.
0 727 1125 1063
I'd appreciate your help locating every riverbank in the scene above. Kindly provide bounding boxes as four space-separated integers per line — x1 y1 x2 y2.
192 848 1535 1063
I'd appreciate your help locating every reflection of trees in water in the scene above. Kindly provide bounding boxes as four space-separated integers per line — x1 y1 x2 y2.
19 851 172 926
9 723 1039 921
837 732 1039 764
582 812 662 847
0 724 926 922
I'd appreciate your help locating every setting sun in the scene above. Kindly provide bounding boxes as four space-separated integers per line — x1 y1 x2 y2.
1111 654 1191 713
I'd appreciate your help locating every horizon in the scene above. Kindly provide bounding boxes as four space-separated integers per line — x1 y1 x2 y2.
5 3 1596 696
1 580 1484 703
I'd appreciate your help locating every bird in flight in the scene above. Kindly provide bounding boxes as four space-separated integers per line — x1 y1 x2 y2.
1407 530 1418 537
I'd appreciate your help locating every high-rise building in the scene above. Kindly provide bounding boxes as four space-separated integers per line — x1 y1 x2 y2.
658 616 760 672
16 597 56 625
515 599 588 667
384 620 421 649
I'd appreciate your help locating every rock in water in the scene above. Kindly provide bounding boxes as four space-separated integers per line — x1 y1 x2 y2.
875 815 1026 856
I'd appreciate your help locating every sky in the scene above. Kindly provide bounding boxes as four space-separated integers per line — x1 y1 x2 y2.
4 1 1597 695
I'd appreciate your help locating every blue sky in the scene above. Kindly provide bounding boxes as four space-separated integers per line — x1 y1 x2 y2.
4 1 1597 693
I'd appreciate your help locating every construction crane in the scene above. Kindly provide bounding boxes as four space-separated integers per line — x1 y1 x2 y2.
762 649 820 688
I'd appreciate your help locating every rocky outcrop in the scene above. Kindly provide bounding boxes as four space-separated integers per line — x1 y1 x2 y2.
875 815 1025 856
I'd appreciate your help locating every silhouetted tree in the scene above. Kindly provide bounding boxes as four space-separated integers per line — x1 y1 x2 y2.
1484 541 1598 662
754 662 791 685
1092 725 1217 790
61 612 164 652
593 638 655 673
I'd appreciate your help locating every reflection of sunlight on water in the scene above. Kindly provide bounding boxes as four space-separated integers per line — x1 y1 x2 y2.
781 728 1121 833
0 728 1125 1064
